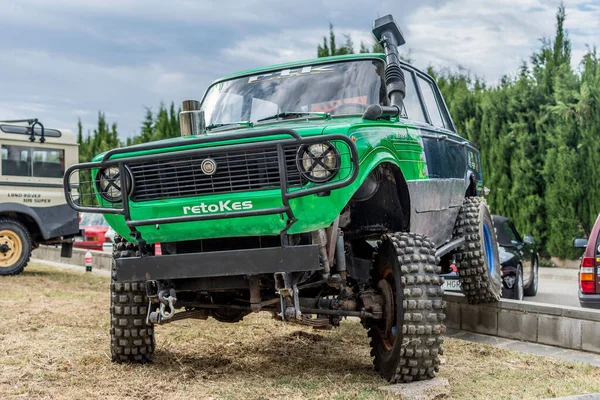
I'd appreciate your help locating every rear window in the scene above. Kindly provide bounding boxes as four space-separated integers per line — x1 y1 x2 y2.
1 145 65 178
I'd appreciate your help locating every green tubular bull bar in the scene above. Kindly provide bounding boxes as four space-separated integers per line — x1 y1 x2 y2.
63 128 360 250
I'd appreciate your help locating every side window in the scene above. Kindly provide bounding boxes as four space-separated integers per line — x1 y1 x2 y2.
502 221 519 242
1 145 64 178
32 148 65 178
1 145 31 176
417 76 446 128
508 222 523 243
401 69 426 123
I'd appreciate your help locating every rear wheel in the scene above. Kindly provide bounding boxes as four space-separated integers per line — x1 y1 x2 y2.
452 197 502 304
0 218 32 276
368 232 445 383
110 235 155 363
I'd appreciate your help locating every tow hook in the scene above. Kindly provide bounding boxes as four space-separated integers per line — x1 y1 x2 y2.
147 288 177 324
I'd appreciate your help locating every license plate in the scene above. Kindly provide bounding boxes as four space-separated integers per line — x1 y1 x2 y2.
442 279 461 292
74 236 83 242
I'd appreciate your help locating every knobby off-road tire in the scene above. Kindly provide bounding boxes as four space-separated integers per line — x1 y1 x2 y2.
452 197 502 304
368 232 445 383
110 235 155 363
0 218 32 276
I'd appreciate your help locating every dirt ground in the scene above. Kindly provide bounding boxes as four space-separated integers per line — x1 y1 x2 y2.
1 263 600 400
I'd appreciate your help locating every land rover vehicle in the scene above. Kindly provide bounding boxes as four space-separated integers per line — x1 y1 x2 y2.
574 214 600 309
1 119 79 275
64 15 501 383
442 215 539 300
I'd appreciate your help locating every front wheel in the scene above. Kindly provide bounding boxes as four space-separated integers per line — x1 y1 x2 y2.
524 257 539 297
368 232 445 383
0 218 32 276
110 236 155 363
505 266 524 301
452 197 502 304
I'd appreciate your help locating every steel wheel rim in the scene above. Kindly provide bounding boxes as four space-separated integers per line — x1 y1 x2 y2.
379 265 397 351
483 223 495 275
0 230 22 268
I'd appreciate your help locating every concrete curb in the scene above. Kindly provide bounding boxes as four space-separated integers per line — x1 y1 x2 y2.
445 292 600 354
32 246 112 272
31 258 111 277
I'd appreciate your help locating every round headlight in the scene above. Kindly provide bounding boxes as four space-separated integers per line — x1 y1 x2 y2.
296 142 340 183
96 166 133 202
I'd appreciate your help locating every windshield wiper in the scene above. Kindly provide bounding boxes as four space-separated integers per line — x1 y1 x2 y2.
257 111 330 123
206 121 253 131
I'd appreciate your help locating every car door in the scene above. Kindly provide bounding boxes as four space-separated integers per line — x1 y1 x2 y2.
407 71 468 246
505 220 533 286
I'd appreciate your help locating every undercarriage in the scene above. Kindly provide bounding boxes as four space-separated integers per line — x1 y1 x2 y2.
118 226 387 330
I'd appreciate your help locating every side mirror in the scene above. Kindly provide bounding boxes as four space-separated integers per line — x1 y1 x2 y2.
523 235 534 245
574 238 588 249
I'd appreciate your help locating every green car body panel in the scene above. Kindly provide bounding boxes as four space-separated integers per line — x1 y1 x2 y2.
94 115 430 243
69 53 480 246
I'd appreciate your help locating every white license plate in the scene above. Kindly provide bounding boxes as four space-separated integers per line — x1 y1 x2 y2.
442 279 461 292
74 236 83 242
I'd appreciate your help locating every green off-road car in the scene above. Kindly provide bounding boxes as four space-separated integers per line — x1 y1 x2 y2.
64 15 501 382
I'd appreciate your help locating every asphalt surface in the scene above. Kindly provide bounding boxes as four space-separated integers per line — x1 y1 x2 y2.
531 268 580 307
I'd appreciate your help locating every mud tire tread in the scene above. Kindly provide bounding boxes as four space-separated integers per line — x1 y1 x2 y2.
452 197 502 304
368 232 445 383
110 235 154 363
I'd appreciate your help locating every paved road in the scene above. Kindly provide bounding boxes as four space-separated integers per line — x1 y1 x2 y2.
534 277 580 307
532 268 580 307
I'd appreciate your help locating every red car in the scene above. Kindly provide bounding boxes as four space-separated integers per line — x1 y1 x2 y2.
74 213 109 251
574 214 600 309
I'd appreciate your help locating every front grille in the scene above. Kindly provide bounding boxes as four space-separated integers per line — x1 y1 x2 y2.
129 146 304 201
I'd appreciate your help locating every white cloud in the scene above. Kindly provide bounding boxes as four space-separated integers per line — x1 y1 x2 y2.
0 0 599 140
403 0 600 81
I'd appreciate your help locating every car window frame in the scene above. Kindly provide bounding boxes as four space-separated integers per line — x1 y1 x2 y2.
399 67 428 123
416 75 447 129
402 64 456 134
507 221 523 244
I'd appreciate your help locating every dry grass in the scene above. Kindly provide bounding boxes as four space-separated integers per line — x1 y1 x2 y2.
1 263 599 399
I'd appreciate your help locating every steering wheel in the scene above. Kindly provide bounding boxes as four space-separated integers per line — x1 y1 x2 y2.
331 103 369 114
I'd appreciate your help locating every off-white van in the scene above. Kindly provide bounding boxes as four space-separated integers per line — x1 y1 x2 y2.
0 119 79 275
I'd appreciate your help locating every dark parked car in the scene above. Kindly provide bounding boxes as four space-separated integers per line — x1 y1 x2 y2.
443 215 539 300
574 214 600 309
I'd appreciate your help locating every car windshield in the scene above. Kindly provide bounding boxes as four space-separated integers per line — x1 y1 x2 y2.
201 59 385 127
80 213 108 227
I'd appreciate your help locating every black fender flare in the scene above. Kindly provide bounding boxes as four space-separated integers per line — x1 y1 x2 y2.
0 202 49 239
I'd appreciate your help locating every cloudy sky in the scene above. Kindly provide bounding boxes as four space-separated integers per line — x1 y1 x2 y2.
1 0 599 140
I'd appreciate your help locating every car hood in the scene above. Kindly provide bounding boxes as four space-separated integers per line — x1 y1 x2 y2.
92 117 372 161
